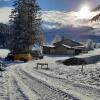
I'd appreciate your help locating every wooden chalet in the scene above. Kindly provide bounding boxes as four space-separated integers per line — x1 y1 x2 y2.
43 39 86 55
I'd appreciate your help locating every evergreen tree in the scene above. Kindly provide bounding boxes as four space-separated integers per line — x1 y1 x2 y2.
10 0 43 53
91 5 100 21
0 23 12 48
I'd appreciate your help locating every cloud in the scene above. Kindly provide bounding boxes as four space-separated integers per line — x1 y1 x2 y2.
0 7 12 23
0 7 99 27
42 10 100 29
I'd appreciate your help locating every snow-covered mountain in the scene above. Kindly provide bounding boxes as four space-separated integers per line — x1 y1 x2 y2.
44 25 100 43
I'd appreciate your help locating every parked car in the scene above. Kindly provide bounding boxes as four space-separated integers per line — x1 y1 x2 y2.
63 57 87 65
30 50 43 59
5 53 14 61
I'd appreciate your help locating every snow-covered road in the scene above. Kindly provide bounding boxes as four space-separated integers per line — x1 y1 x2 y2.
11 64 78 100
1 61 99 100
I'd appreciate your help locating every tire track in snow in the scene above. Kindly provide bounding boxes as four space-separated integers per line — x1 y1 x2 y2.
0 72 9 100
24 66 100 100
34 69 100 96
15 67 79 100
0 70 17 100
9 71 41 100
8 72 29 100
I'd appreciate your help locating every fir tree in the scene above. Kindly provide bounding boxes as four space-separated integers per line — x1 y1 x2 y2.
91 5 100 21
10 0 43 53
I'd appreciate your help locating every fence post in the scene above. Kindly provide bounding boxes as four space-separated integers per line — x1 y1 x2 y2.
81 64 84 73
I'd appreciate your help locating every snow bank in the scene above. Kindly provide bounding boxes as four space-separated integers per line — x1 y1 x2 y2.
0 49 10 58
76 49 100 64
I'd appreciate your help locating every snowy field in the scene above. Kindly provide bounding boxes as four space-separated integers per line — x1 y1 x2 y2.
0 49 100 100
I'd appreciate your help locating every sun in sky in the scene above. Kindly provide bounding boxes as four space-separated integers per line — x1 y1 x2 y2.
77 5 91 19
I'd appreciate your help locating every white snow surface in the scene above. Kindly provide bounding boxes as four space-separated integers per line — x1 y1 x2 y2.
0 49 10 58
0 49 100 100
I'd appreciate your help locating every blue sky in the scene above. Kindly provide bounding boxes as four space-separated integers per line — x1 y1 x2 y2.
38 0 100 11
0 0 100 11
0 0 13 7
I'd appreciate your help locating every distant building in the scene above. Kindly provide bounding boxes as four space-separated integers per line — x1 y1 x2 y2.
43 39 86 55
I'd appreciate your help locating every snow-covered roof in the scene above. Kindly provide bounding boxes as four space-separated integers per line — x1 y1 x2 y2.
43 45 55 48
61 44 72 48
54 39 82 47
72 45 85 48
61 44 85 49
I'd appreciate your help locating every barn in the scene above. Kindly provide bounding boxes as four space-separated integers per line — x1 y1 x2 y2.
43 39 86 55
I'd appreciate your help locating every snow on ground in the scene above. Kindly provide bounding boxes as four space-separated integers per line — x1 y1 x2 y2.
34 49 100 87
0 49 100 100
76 49 100 64
0 49 10 59
26 49 100 99
43 55 70 62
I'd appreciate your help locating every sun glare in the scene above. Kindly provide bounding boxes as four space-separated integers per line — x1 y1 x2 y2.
77 5 91 19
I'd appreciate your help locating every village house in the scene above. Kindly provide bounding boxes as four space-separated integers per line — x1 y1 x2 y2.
43 39 86 55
